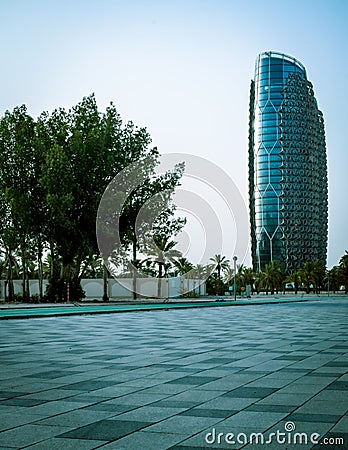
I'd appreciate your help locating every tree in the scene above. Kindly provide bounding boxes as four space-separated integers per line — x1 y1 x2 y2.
311 259 326 294
0 95 186 303
326 265 342 293
339 251 348 293
242 267 255 294
191 264 210 296
118 156 185 300
299 262 315 294
209 254 230 295
254 271 265 295
285 271 301 294
173 257 194 296
144 236 181 298
173 257 194 276
262 260 284 295
0 106 39 301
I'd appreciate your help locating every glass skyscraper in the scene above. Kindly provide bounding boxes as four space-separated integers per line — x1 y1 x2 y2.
248 51 328 272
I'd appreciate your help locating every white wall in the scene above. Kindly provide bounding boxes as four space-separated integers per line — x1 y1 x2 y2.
0 278 206 300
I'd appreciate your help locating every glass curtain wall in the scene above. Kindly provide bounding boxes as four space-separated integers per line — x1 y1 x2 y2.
248 51 327 272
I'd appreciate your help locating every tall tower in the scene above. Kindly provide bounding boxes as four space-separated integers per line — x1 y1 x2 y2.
248 51 328 273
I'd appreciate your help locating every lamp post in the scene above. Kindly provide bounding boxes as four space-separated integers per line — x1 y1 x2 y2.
233 256 238 301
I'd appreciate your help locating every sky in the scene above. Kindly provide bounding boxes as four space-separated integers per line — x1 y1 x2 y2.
0 0 347 269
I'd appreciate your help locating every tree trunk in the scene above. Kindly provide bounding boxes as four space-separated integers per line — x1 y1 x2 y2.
218 266 222 295
49 240 55 279
132 239 137 300
103 263 109 301
37 239 43 302
157 262 163 298
7 252 14 302
21 242 28 301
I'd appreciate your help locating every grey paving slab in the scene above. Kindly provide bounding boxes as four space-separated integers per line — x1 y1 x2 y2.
295 399 348 415
216 410 287 429
58 418 151 440
24 438 108 449
0 298 347 449
195 397 256 410
124 406 187 424
256 392 315 406
34 408 118 427
327 414 348 434
0 424 72 447
98 431 188 449
163 389 222 403
143 415 222 434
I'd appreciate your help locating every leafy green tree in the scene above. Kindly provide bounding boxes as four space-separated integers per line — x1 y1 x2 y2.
38 95 144 301
0 95 186 303
0 106 39 301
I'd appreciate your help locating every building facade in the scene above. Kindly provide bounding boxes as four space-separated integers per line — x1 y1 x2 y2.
248 51 328 272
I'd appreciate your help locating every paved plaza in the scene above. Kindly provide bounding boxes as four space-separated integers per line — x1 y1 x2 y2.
0 298 347 449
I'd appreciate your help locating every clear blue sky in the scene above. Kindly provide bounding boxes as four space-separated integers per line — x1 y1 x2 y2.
0 0 347 268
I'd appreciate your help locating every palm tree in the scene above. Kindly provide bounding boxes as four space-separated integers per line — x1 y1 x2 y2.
191 264 210 296
285 271 301 294
255 271 265 294
209 254 230 295
339 250 348 293
223 264 252 296
173 257 194 276
223 266 234 284
312 259 326 294
145 236 181 298
242 267 255 295
326 265 342 294
262 260 284 295
173 257 194 297
298 262 315 294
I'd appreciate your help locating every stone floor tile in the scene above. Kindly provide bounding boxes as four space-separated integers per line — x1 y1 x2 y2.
143 415 222 434
35 409 118 427
0 424 72 447
58 419 150 440
0 298 347 449
24 438 107 449
257 392 314 406
114 405 185 422
98 431 188 449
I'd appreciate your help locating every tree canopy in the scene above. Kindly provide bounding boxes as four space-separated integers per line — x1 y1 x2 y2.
0 94 184 301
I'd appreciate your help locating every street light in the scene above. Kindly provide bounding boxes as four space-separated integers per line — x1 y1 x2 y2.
233 256 238 301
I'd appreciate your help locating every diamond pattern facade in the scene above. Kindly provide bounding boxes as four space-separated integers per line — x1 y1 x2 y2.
248 52 328 272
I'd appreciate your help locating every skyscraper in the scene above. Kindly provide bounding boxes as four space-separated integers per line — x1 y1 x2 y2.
248 51 328 273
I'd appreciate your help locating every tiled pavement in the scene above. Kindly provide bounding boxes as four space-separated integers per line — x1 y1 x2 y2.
0 298 347 449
